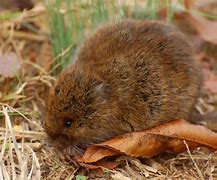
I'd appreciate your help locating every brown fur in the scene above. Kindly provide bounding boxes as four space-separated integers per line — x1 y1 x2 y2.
44 19 201 153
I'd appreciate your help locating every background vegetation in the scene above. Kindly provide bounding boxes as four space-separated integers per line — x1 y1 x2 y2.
45 0 178 73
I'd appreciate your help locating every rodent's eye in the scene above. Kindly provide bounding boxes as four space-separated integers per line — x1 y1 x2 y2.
65 120 72 128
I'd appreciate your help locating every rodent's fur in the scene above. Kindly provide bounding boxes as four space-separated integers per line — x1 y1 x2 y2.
45 19 201 154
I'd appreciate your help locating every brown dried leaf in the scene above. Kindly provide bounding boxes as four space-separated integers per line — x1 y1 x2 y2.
0 50 21 78
180 12 217 45
204 78 217 94
79 120 217 164
202 68 217 94
183 0 195 9
79 160 120 170
79 146 120 163
159 9 217 45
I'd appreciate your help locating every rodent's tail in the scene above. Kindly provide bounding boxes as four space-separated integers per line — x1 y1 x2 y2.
189 111 217 132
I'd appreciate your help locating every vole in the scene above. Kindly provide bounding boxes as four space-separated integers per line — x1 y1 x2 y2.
44 19 201 155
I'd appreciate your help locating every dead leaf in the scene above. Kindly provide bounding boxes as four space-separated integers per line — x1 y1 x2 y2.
183 0 195 9
78 120 217 165
159 8 217 45
179 12 217 45
204 78 217 94
202 68 217 94
79 160 120 170
78 146 120 163
0 50 21 78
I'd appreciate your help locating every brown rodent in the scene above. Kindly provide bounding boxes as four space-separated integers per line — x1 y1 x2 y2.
44 19 201 154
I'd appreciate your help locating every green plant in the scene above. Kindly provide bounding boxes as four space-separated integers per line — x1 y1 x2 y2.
45 0 181 74
46 0 116 74
46 0 74 73
76 175 87 180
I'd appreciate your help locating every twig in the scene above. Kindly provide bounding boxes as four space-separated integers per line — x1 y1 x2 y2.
13 31 49 42
0 127 47 139
183 140 205 180
0 103 42 129
0 111 32 117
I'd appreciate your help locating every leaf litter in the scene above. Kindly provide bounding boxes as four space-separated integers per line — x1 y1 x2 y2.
78 120 217 165
0 50 21 78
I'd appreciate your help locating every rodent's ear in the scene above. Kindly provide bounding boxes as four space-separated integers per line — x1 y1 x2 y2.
94 83 111 95
89 82 112 101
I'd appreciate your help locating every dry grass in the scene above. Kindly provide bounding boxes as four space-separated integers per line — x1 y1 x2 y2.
0 110 216 180
0 106 40 179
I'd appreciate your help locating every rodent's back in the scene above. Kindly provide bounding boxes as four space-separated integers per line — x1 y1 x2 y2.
45 20 201 150
74 20 201 130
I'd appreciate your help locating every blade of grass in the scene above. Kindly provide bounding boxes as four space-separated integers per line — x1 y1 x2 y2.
1 106 41 179
166 0 173 23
